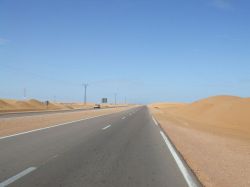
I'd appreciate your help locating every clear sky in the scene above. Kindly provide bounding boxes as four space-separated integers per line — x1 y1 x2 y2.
1 0 250 104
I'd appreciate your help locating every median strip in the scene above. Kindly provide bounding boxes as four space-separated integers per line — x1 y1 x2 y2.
0 107 136 139
0 113 117 140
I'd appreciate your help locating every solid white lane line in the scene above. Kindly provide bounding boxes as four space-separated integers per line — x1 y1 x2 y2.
152 117 158 126
0 113 118 140
160 131 198 187
122 116 126 119
102 125 111 130
0 167 36 187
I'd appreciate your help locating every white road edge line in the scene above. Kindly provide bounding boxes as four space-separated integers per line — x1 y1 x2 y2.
160 131 198 187
122 116 126 120
152 116 158 126
102 125 111 130
0 113 119 140
0 167 36 187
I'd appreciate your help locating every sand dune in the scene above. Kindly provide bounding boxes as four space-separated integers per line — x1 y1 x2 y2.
0 98 95 112
176 96 250 128
150 95 250 186
0 100 12 109
151 95 250 140
0 98 126 113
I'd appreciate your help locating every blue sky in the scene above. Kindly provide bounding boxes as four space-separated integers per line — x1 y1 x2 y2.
0 0 250 104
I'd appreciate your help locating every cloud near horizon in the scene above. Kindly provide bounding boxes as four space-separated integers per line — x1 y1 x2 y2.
212 0 233 10
0 38 9 45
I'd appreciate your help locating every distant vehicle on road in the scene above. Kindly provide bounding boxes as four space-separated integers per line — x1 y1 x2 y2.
94 104 101 109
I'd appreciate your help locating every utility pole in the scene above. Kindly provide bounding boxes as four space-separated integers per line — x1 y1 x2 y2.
83 83 88 105
114 93 117 105
23 88 26 100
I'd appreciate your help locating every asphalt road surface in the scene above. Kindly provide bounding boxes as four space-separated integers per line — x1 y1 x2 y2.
0 106 201 187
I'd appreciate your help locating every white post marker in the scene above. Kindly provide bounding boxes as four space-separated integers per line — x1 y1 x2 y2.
160 131 198 187
0 167 36 187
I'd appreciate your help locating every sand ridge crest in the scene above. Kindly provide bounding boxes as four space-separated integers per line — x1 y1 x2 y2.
0 98 95 112
151 95 250 139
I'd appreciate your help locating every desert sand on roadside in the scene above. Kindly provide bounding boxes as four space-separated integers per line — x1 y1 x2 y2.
0 98 125 113
149 95 250 187
0 98 95 112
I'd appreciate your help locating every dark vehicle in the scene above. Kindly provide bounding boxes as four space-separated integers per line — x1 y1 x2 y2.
94 104 101 109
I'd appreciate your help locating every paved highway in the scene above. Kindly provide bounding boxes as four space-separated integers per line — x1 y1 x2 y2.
0 106 201 187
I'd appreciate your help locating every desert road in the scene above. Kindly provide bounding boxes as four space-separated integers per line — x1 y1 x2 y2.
0 106 201 187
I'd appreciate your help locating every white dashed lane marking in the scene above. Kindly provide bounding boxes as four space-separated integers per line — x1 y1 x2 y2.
0 167 36 187
102 125 111 130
